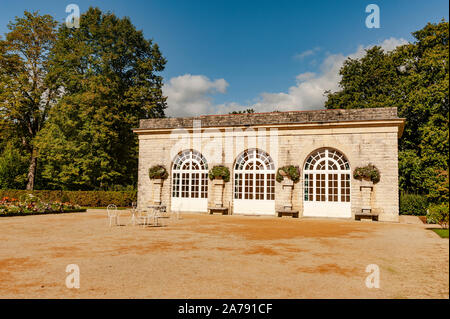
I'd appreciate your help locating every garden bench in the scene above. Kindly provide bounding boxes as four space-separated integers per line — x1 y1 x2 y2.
277 209 299 218
208 207 229 215
355 211 379 221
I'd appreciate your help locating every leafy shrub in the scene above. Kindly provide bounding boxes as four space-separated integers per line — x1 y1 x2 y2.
208 165 230 182
276 165 300 183
0 190 137 207
399 193 428 216
427 203 449 229
148 165 168 180
353 163 380 183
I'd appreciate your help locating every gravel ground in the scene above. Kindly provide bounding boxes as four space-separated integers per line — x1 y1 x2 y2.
0 210 448 299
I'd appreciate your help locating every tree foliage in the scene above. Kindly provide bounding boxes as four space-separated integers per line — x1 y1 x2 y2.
35 7 167 190
229 108 255 114
0 142 28 189
0 11 58 189
325 20 449 203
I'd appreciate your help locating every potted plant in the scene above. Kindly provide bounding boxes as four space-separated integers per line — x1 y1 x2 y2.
208 165 230 182
148 165 168 181
276 165 300 183
353 163 380 185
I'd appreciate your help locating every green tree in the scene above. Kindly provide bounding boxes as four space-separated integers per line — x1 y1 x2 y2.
325 21 449 202
0 11 58 190
36 7 167 190
0 142 28 189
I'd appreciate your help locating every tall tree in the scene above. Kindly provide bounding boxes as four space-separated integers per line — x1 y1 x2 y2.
36 7 167 190
0 11 58 190
325 21 449 201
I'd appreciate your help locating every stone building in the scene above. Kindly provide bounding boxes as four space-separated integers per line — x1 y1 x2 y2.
133 107 405 222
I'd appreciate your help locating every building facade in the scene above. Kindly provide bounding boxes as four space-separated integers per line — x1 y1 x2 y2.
133 107 405 222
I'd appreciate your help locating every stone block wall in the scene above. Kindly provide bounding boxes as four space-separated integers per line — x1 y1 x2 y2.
136 123 400 222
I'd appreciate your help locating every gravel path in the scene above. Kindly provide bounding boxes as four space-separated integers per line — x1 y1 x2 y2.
0 210 448 298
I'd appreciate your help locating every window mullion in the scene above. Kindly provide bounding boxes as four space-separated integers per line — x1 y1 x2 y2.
251 172 255 200
253 154 256 199
264 172 267 200
338 172 341 203
313 173 316 202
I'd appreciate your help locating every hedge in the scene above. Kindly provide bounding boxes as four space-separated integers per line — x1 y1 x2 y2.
399 193 428 216
0 190 137 207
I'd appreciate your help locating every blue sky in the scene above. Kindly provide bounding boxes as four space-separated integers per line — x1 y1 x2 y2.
0 0 448 116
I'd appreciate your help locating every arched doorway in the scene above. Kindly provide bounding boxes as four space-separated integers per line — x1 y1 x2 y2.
233 149 275 215
303 148 351 218
171 150 208 212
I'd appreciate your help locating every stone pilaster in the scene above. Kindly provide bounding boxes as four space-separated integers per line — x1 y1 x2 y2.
212 179 225 207
152 179 163 205
360 179 373 213
279 178 294 210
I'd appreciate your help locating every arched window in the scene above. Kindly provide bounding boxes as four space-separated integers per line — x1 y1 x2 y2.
304 148 350 203
172 150 208 199
234 149 275 201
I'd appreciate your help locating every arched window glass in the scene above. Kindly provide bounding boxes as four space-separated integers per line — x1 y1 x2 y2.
234 149 275 201
304 148 350 202
172 150 208 199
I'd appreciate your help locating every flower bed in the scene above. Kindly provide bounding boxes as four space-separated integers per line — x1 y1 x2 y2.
0 195 86 217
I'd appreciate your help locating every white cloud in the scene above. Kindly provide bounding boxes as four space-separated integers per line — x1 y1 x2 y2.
164 37 408 116
293 47 321 60
163 74 228 117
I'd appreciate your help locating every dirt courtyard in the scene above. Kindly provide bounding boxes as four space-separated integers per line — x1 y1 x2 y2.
0 210 448 298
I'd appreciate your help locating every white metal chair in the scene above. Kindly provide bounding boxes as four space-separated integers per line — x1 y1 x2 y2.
131 207 148 226
107 204 119 227
147 205 167 227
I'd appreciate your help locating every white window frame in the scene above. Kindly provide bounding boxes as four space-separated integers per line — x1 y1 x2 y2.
233 149 275 215
303 148 351 203
171 150 209 213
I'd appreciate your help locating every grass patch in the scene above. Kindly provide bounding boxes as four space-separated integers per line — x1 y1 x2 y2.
431 228 449 238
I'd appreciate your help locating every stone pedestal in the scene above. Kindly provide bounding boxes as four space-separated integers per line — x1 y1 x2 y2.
152 179 163 205
280 179 294 210
360 179 373 213
212 179 225 207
